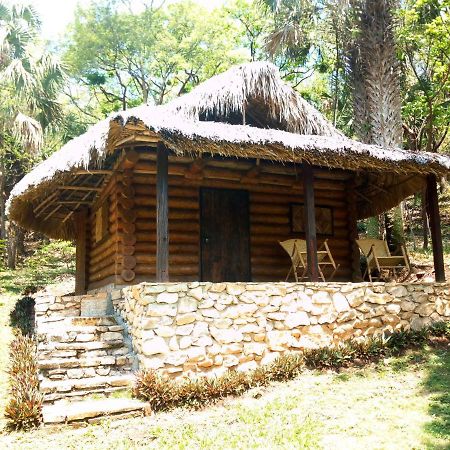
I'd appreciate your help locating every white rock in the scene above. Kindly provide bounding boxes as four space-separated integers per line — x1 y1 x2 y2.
176 313 197 325
213 318 233 329
192 321 209 337
223 354 239 367
142 356 165 369
155 326 175 338
142 337 169 356
210 327 244 344
178 297 198 313
189 287 204 301
168 336 179 351
332 293 350 312
387 285 408 297
226 284 245 296
179 336 193 349
386 304 401 314
267 330 291 350
285 312 310 329
193 335 213 347
176 324 195 335
312 291 331 304
165 352 188 366
147 304 177 317
156 292 179 304
201 308 220 318
186 346 205 362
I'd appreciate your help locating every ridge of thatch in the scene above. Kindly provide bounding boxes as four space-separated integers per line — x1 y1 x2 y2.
162 62 342 137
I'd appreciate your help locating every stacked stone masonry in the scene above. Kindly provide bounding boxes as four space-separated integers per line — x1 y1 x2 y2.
35 282 450 391
112 282 450 378
36 293 136 403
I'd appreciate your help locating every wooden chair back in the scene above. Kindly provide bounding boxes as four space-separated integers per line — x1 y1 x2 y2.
279 239 308 281
356 239 390 258
279 239 307 266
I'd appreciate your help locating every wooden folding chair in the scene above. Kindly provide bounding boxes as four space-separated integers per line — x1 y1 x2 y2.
280 239 340 282
279 239 308 282
316 239 340 282
356 238 411 282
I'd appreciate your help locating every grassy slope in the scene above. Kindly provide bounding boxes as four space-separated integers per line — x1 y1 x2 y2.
0 347 448 449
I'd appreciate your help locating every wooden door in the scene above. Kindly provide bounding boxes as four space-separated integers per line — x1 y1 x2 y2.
200 188 250 282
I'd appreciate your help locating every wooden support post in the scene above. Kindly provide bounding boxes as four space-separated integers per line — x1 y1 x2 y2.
303 162 319 281
426 174 445 282
156 142 169 282
347 177 363 282
74 209 87 294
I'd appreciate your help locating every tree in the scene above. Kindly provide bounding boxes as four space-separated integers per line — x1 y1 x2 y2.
349 0 404 248
398 0 450 249
64 0 245 114
0 2 66 267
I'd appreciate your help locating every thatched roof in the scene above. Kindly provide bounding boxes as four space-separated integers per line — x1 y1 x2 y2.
7 62 450 239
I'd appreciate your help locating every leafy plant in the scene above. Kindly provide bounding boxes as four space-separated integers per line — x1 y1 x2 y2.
10 296 35 336
5 333 43 431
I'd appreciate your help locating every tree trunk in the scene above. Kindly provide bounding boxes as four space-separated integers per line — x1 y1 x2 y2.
421 189 429 250
0 157 6 242
6 222 17 269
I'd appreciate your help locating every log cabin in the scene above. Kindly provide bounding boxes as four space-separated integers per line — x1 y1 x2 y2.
7 62 450 294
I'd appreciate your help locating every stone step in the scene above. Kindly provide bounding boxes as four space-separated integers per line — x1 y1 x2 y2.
41 374 136 395
42 398 150 424
39 340 125 351
44 385 132 403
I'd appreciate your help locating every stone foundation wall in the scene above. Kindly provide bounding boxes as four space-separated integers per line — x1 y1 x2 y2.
114 282 450 378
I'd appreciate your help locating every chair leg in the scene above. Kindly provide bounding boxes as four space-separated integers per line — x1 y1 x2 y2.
285 266 293 282
328 264 340 282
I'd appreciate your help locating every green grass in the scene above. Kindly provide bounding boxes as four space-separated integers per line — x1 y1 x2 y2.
0 345 448 449
422 348 450 447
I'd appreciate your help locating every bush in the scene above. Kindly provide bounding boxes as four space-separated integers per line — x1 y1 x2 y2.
10 296 35 336
134 322 449 412
5 333 43 431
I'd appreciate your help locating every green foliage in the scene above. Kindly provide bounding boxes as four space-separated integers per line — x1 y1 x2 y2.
428 321 450 338
5 332 43 431
135 322 449 412
64 0 245 112
398 0 450 154
23 240 75 288
9 296 35 336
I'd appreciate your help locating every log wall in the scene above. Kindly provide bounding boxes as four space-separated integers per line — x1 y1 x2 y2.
86 147 357 289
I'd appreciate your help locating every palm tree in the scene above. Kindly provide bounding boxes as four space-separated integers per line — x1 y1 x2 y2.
349 0 404 247
0 2 66 267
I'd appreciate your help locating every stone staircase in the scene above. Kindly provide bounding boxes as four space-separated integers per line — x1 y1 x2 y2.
35 291 151 424
37 315 137 404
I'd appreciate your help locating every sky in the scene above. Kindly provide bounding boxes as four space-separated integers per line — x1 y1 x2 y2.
28 0 227 41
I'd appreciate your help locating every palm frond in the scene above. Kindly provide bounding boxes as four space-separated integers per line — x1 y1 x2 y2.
13 112 43 152
1 57 34 89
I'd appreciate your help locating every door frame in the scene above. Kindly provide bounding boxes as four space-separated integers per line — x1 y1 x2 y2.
199 187 251 282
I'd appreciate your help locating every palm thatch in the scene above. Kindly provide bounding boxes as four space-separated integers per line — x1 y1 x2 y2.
6 61 450 239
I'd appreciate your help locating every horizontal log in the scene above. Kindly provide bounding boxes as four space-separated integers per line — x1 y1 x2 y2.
89 265 116 281
88 274 118 291
89 256 116 275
